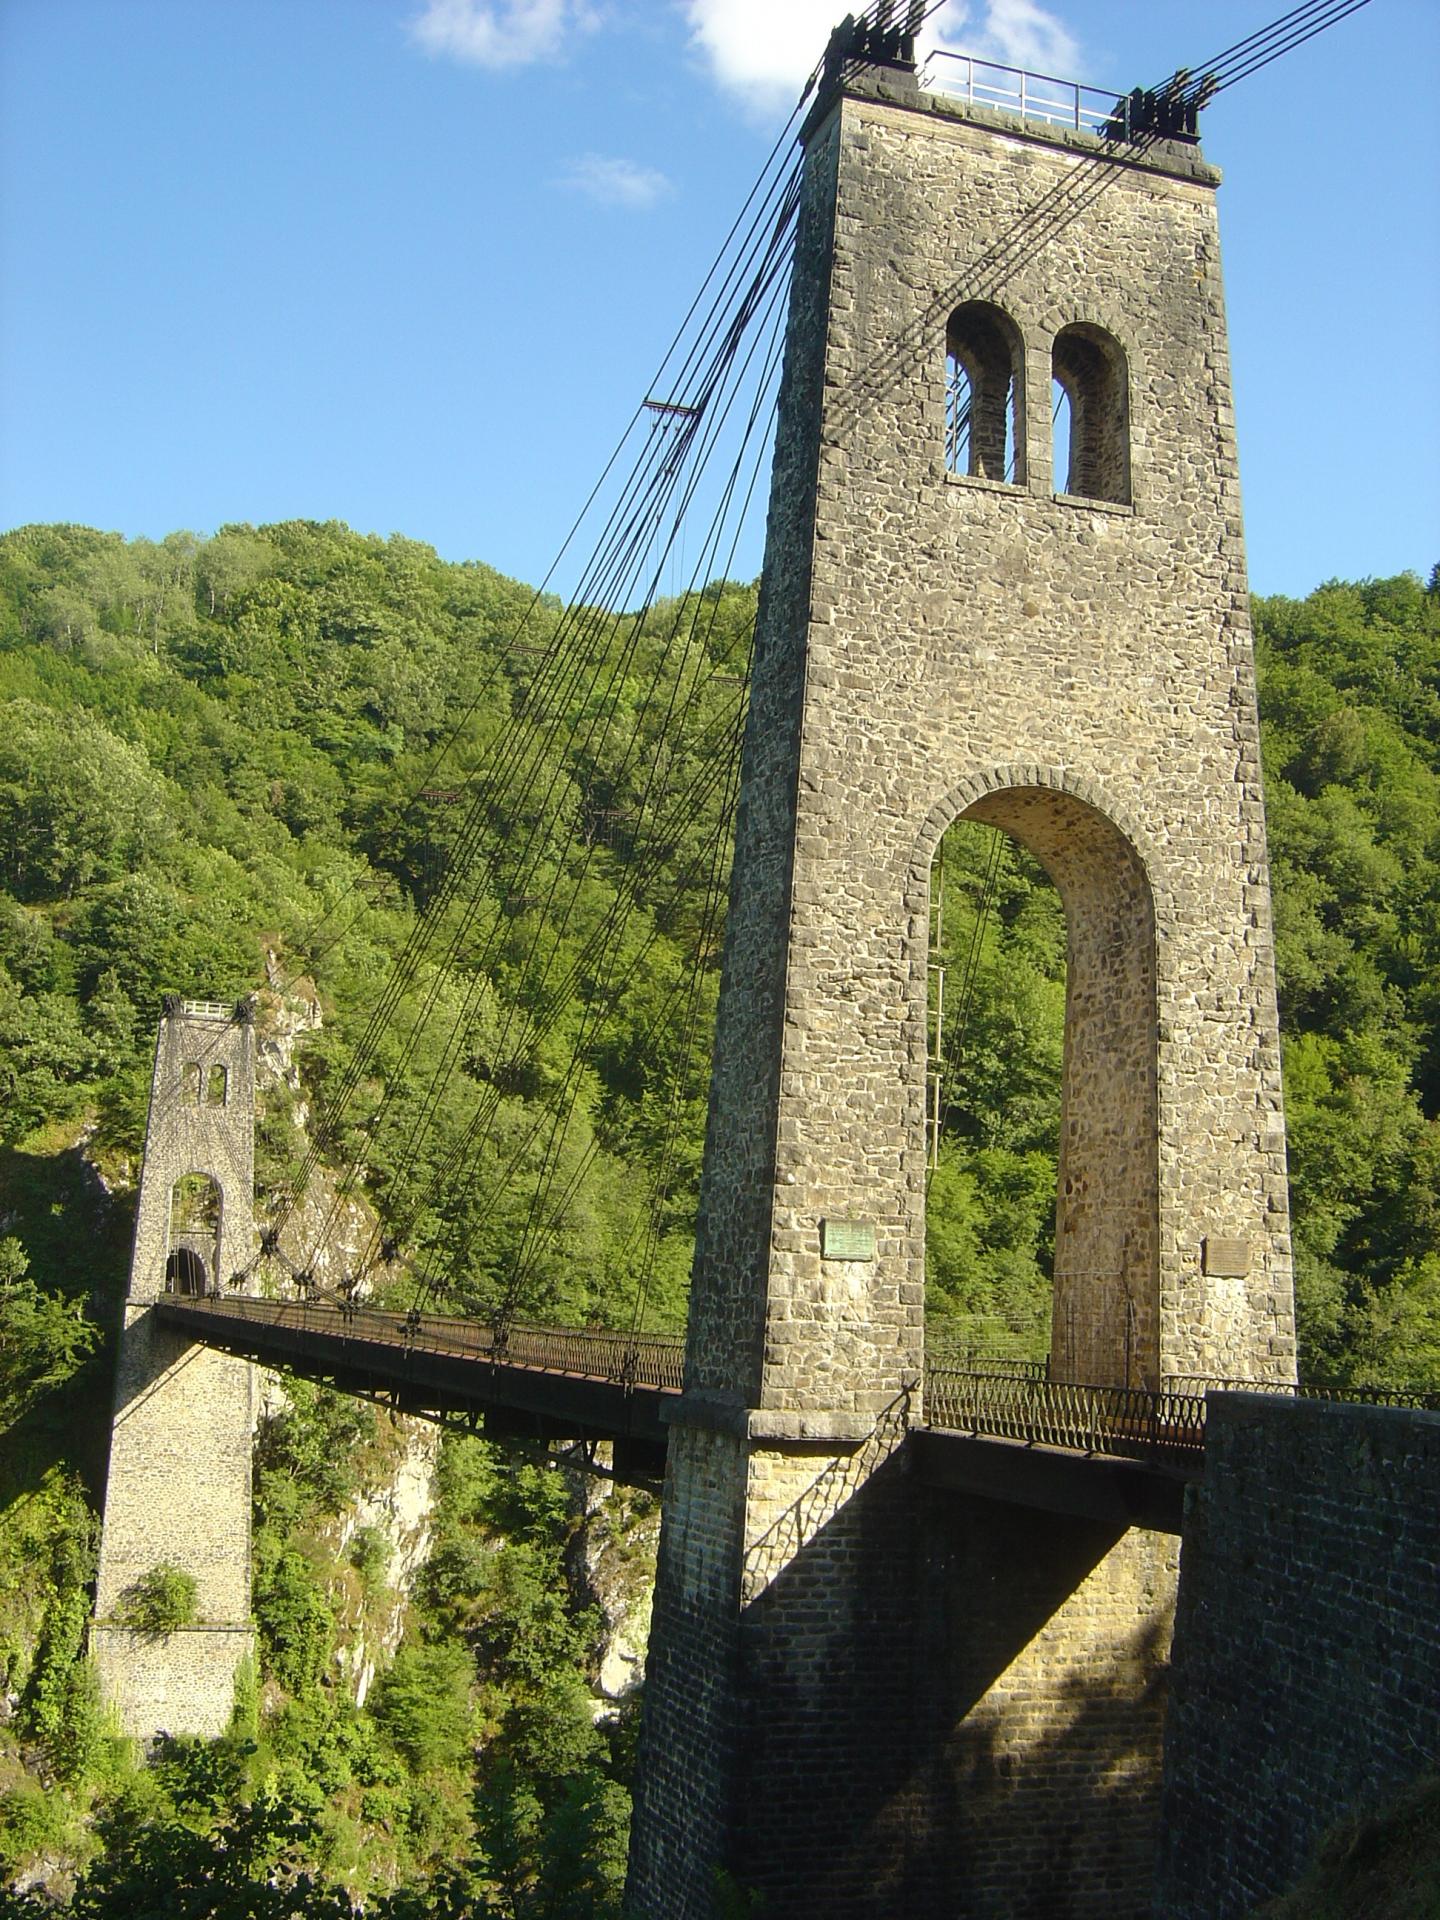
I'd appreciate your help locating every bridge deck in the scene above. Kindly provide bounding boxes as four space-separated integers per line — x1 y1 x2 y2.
157 1297 1213 1523
156 1296 683 1476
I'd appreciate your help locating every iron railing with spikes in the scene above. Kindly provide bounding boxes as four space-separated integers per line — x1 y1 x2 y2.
924 1365 1208 1464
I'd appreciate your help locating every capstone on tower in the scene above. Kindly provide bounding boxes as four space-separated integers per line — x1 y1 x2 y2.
628 34 1293 1920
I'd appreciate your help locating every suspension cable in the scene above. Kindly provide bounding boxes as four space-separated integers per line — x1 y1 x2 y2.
291 196 798 1280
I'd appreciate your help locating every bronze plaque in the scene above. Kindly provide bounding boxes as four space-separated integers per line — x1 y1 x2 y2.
1203 1236 1251 1278
820 1218 876 1262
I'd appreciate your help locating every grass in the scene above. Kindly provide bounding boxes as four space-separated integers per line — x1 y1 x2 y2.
1253 1776 1440 1919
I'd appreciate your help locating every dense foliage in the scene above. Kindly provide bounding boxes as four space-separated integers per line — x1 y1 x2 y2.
0 522 1434 1909
0 520 750 1330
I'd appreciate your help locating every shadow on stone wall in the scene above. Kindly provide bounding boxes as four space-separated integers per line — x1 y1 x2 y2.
726 1450 1175 1919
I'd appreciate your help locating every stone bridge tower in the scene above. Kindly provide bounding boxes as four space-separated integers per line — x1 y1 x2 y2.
93 999 257 1741
629 40 1294 1920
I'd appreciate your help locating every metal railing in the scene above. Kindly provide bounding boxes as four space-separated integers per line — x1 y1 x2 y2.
1164 1373 1440 1414
921 52 1120 136
925 1363 1440 1463
925 1346 1048 1381
167 1300 1437 1458
925 1365 1207 1464
172 1295 686 1393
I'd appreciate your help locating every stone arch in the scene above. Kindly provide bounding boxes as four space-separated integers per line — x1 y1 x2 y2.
166 1172 222 1295
1051 321 1130 504
945 300 1025 484
165 1246 209 1295
912 771 1160 1387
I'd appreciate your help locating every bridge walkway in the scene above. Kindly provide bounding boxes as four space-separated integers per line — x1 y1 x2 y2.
158 1296 1217 1526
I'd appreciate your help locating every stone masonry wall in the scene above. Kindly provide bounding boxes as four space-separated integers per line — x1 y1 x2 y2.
93 1004 258 1741
1157 1394 1440 1917
681 112 842 1412
627 1422 748 1910
767 74 1295 1401
631 63 1294 1917
907 1494 1179 1917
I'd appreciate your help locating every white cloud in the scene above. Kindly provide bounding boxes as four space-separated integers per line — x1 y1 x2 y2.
409 0 598 70
681 0 853 116
941 0 1080 79
682 1 1083 113
558 153 674 209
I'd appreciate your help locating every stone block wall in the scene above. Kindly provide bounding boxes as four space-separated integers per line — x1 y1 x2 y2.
906 1493 1178 1917
681 112 841 1412
1157 1394 1440 1916
633 1429 1181 1918
630 59 1294 1917
93 1002 258 1741
627 1422 748 1904
741 70 1295 1400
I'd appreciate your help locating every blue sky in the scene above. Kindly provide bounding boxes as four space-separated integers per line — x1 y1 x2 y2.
1 0 1435 598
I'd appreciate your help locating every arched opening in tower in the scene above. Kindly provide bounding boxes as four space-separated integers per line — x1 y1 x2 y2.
923 787 1159 1388
166 1173 222 1295
1051 323 1130 504
165 1246 209 1295
945 301 1025 484
1050 377 1072 496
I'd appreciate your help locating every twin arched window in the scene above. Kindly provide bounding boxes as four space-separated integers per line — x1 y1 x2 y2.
180 1060 229 1105
945 307 1130 506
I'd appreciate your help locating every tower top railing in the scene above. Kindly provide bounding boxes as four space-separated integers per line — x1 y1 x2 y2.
920 51 1121 136
163 994 255 1024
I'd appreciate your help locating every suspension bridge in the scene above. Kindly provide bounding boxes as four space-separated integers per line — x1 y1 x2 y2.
91 7 1416 1917
155 1288 1216 1529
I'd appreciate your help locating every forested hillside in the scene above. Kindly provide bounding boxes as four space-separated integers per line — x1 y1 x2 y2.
0 522 1435 1911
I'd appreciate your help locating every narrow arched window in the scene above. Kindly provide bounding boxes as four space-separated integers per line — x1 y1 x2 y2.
1051 323 1130 504
945 302 1024 484
1051 378 1072 497
181 1061 202 1104
206 1064 228 1106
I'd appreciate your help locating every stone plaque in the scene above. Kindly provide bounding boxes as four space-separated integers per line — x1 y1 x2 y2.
820 1218 876 1262
1203 1236 1251 1278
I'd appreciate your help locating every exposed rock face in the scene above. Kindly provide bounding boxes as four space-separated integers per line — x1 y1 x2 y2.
253 976 391 1295
564 1458 661 1717
255 962 322 1103
332 1418 441 1708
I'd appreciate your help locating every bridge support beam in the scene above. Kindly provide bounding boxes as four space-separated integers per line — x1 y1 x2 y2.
630 45 1292 1920
92 1000 257 1743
